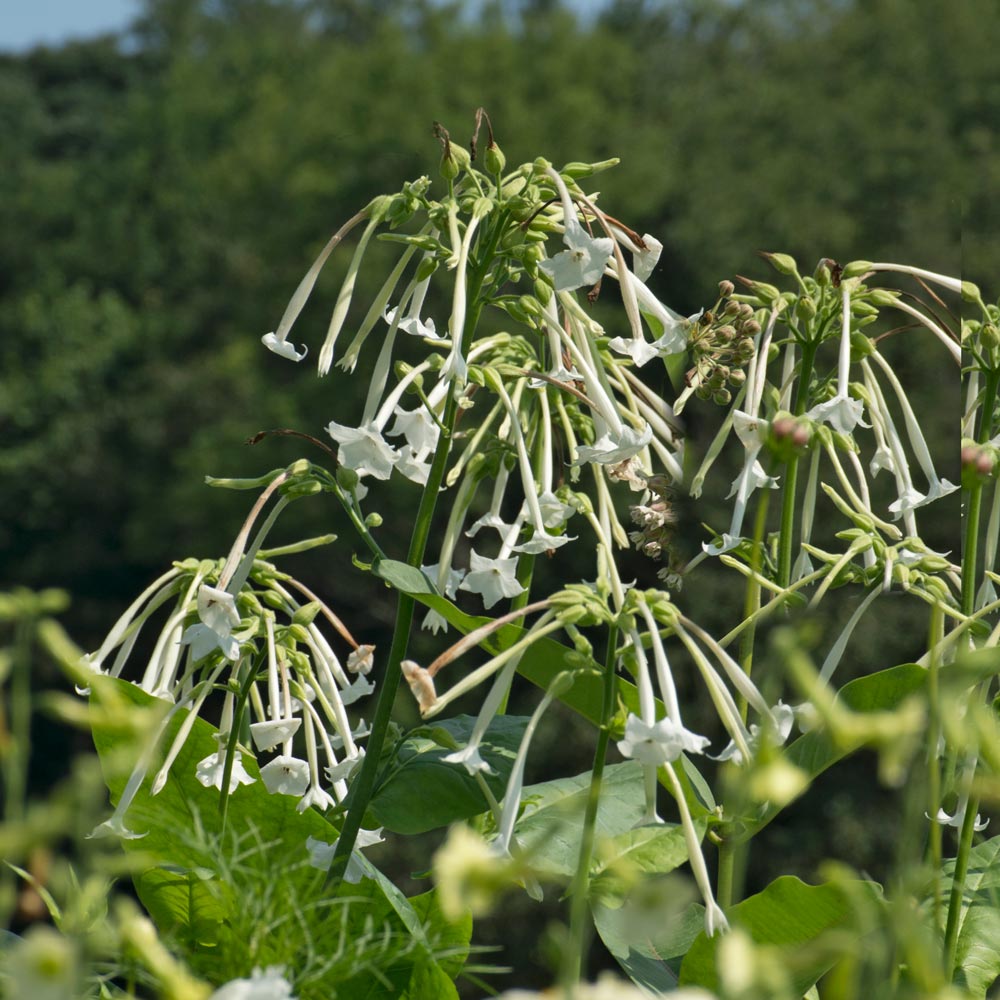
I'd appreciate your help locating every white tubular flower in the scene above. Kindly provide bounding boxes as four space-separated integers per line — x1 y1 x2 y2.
259 755 310 797
458 550 526 609
326 420 400 480
181 585 242 662
494 674 574 857
249 718 301 753
306 828 384 884
576 424 653 466
867 351 957 506
262 208 368 367
210 965 297 1000
538 172 614 292
261 332 307 362
443 657 521 777
807 285 867 435
195 737 256 794
617 713 710 765
383 305 443 342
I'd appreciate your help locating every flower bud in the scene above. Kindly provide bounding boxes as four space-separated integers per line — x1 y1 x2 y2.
795 296 817 322
292 601 322 626
814 261 832 286
336 466 360 491
718 279 736 297
982 325 1000 351
533 276 552 306
365 512 383 528
736 276 780 303
758 251 798 275
840 260 873 279
867 288 899 308
415 256 439 282
962 280 982 303
850 300 879 318
484 140 506 175
712 388 732 406
561 157 620 178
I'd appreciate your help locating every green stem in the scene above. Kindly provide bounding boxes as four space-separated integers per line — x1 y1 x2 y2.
218 650 264 830
716 838 736 911
327 214 507 886
944 367 1000 974
926 605 944 933
776 341 817 588
562 623 619 995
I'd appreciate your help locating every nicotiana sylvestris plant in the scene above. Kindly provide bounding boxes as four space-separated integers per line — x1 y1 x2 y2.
75 110 999 999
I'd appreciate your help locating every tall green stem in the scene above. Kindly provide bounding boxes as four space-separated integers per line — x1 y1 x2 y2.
944 367 1000 975
327 214 506 885
562 623 619 995
776 341 817 588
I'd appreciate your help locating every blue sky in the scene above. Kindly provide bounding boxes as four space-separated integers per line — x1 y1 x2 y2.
0 0 142 51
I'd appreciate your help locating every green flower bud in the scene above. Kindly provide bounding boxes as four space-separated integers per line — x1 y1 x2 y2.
415 257 439 285
814 261 832 286
982 324 1000 351
840 260 874 279
738 277 781 303
712 388 732 406
849 333 875 360
286 623 311 645
484 141 506 175
292 601 322 626
336 466 360 491
518 294 542 319
533 277 553 306
728 368 747 387
365 512 383 528
867 288 900 308
561 158 620 178
759 251 799 275
795 296 818 322
962 280 983 303
850 300 879 318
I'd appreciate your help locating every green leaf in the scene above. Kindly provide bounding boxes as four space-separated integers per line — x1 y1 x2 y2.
512 762 647 878
373 558 437 595
745 663 926 837
368 715 526 835
942 835 1000 997
88 678 440 990
133 864 230 948
592 897 704 993
407 889 472 981
590 820 701 901
678 876 881 991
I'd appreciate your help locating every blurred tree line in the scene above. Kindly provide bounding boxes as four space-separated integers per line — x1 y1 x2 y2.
2 0 989 642
0 0 993 986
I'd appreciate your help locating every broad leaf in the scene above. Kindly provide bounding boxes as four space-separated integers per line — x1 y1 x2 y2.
678 876 881 991
744 664 926 837
941 835 1000 997
512 762 647 878
592 898 704 993
369 714 526 835
89 678 458 992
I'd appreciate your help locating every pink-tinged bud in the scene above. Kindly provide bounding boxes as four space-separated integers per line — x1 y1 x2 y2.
719 279 736 297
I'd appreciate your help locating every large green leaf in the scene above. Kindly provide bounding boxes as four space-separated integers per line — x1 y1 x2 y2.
512 762 648 879
678 876 881 991
941 835 1000 997
592 898 704 994
89 678 460 993
743 663 926 838
368 714 526 835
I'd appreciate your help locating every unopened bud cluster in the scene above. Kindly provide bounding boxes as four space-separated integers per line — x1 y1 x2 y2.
686 280 760 405
629 474 681 580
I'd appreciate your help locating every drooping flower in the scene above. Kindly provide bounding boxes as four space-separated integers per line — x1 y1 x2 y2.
181 585 242 662
259 755 310 797
196 735 256 793
326 420 400 480
458 550 526 609
539 219 615 292
575 424 653 466
306 827 384 884
616 713 710 765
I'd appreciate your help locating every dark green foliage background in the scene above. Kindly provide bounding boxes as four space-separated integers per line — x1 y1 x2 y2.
1 0 992 990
